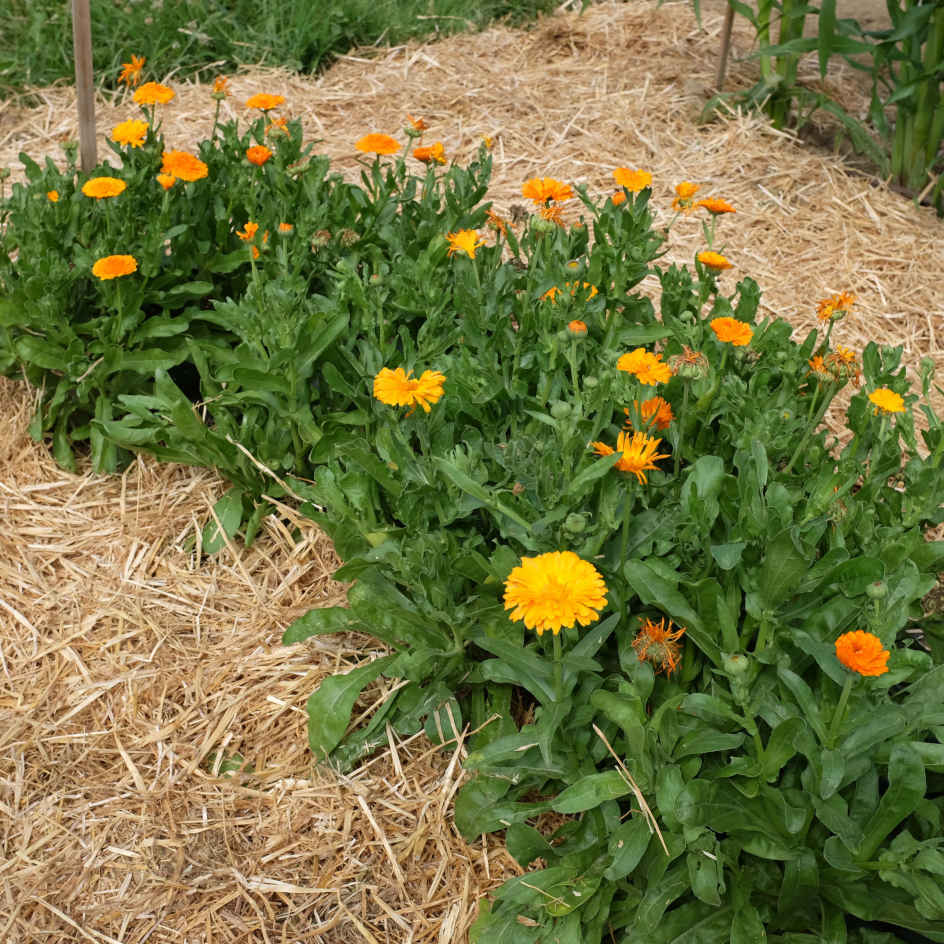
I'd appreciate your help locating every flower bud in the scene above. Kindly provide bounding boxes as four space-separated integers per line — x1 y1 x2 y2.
567 319 588 338
338 228 359 247
668 347 709 380
550 400 572 420
583 375 599 389
531 217 555 234
866 580 888 600
310 229 332 251
723 652 752 676
563 513 587 534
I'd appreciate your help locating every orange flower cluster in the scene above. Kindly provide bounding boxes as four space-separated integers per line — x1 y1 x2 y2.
816 291 855 323
710 317 753 346
112 119 148 149
522 177 574 205
541 282 598 303
161 150 209 182
356 133 400 155
246 93 285 111
617 348 673 385
133 82 175 106
82 177 127 199
672 180 699 212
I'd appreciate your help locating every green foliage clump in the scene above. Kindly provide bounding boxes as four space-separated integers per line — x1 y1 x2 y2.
3 85 944 942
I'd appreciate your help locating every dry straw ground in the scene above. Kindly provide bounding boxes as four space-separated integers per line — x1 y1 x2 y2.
1 1 942 941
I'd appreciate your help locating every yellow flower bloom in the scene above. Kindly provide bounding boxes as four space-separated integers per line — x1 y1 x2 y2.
710 316 753 346
373 367 446 414
236 221 259 241
591 431 669 484
133 82 175 106
632 617 685 675
413 141 446 164
672 180 700 212
156 173 176 190
246 145 273 166
356 133 400 155
503 551 608 636
92 254 137 280
522 177 574 205
696 197 736 215
613 167 652 193
624 396 674 431
81 176 127 199
46 190 59 202
617 348 673 385
835 630 890 676
118 54 145 88
816 291 855 322
245 93 286 111
446 230 484 259
112 119 148 148
698 251 733 271
868 387 905 415
161 150 208 182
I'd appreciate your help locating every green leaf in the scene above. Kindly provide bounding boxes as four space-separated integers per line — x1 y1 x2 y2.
433 456 532 530
730 903 767 944
282 606 361 644
605 815 652 881
564 451 621 499
757 528 809 610
818 0 837 79
710 542 746 570
505 823 556 869
306 654 397 760
552 770 632 814
858 742 926 861
201 488 244 554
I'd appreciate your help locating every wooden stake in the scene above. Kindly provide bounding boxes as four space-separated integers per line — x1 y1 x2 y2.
715 1 736 91
72 0 97 172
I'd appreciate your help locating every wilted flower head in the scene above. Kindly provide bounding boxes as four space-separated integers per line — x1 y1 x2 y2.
245 93 285 111
710 316 752 346
835 630 889 676
522 177 574 205
133 82 175 106
633 617 685 675
356 133 400 155
92 254 137 280
668 346 709 380
827 346 861 386
591 431 669 484
161 150 208 182
118 54 145 88
446 230 484 259
617 348 673 385
816 291 855 322
868 387 905 415
503 551 608 636
81 177 127 199
112 119 147 148
373 367 445 414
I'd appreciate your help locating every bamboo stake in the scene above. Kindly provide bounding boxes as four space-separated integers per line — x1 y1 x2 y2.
72 0 97 172
715 1 736 91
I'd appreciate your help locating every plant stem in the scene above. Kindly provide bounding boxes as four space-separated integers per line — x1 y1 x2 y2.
619 484 634 564
783 385 834 474
552 631 563 702
674 381 690 478
828 674 855 748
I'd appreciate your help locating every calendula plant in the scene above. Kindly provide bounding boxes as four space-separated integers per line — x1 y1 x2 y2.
4 65 944 939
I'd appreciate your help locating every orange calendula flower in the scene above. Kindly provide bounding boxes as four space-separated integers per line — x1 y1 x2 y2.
278 222 293 233
373 367 445 414
161 150 208 182
246 145 273 166
46 190 59 202
710 316 753 346
835 630 890 676
632 617 685 675
522 177 574 205
672 180 700 212
613 167 652 193
237 221 259 241
816 291 856 322
503 551 608 636
611 191 627 206
592 431 670 484
868 387 905 415
486 210 510 236
698 251 733 271
808 355 835 383
617 348 673 386
625 396 675 431
827 346 861 386
245 93 285 111
212 76 230 100
446 230 484 259
356 133 400 155
407 114 429 132
118 54 145 88
668 346 709 380
81 176 127 199
542 282 598 303
539 204 565 227
133 82 175 106
266 117 289 135
156 173 176 190
696 197 736 215
112 119 148 148
568 320 588 338
413 141 446 164
92 254 137 280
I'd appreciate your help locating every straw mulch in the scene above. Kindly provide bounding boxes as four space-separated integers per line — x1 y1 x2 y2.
1 1 942 941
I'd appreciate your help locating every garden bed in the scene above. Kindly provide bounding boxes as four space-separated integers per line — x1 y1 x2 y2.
1 1 942 940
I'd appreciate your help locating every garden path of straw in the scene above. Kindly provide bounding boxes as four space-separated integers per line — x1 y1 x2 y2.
1 1 942 941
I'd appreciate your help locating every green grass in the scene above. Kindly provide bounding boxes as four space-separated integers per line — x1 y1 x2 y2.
0 0 562 94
